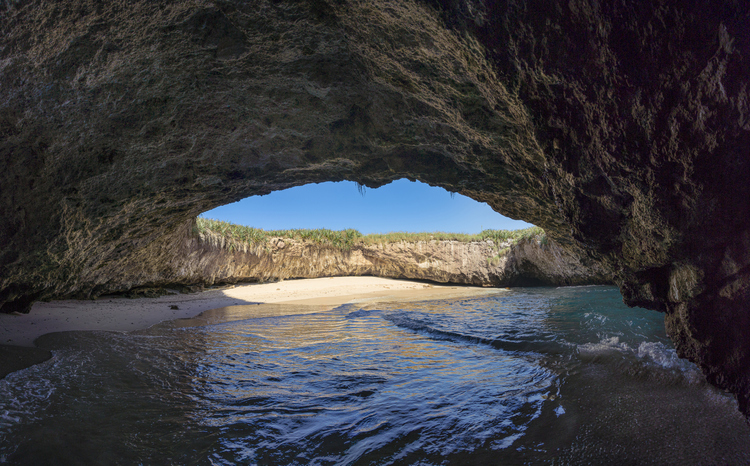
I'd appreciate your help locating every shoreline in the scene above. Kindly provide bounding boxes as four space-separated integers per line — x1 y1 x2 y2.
0 277 502 378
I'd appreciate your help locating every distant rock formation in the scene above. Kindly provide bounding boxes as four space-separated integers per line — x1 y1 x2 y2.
154 225 611 290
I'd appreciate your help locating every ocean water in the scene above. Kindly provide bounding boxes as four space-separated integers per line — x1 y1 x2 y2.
1 286 748 465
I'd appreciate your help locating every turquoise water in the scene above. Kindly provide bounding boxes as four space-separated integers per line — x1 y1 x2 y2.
1 286 748 464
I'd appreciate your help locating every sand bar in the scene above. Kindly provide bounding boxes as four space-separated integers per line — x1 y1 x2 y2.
1 277 502 349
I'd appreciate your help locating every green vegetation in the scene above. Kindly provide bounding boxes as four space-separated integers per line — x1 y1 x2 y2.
195 217 545 251
196 218 363 249
486 247 511 267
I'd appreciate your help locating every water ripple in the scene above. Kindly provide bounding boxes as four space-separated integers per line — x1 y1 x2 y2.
0 287 748 464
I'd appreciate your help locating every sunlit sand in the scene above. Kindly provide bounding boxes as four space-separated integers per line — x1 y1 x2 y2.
0 277 502 348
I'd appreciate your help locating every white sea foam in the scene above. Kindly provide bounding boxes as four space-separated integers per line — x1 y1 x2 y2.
493 433 523 450
0 355 58 430
577 336 629 355
637 342 683 368
578 337 704 383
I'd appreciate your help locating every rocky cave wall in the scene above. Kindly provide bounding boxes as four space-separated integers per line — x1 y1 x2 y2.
2 1 750 414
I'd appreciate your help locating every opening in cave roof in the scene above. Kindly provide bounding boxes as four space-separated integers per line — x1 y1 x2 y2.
200 179 535 234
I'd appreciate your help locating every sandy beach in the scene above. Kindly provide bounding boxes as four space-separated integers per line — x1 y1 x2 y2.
0 277 501 377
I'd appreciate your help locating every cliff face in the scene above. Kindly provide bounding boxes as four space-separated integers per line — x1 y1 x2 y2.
163 228 610 289
2 1 750 415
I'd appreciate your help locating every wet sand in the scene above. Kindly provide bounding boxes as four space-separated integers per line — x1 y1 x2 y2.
0 277 502 377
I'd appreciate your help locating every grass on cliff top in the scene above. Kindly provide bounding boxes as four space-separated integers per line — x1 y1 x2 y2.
195 217 545 250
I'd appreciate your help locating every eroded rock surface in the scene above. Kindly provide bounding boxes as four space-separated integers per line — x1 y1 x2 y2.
2 1 750 414
160 224 609 288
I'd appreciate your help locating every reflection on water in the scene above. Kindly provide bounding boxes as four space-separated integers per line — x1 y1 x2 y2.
0 287 749 464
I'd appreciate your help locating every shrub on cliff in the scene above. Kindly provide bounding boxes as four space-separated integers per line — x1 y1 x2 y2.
195 218 545 251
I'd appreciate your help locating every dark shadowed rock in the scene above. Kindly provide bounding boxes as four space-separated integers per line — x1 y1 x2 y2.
2 1 750 416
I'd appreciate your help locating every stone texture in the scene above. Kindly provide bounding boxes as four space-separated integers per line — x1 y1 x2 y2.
1 1 750 415
161 225 609 288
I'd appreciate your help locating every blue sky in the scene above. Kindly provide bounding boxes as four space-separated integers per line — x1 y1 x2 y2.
201 179 533 234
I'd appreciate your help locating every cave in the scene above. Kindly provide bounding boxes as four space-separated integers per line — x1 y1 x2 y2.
2 0 750 419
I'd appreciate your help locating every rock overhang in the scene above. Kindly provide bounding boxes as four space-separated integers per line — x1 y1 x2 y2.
2 0 750 416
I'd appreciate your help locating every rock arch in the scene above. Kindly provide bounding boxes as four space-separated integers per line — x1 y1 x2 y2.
2 1 750 415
